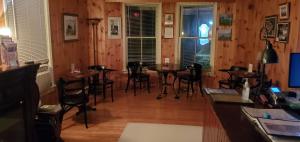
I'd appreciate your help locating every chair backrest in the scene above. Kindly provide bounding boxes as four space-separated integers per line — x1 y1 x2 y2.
127 61 140 77
189 63 202 81
230 66 247 71
57 78 85 104
228 66 247 88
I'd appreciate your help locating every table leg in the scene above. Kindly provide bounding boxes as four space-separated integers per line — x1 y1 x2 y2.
172 71 180 99
156 71 169 100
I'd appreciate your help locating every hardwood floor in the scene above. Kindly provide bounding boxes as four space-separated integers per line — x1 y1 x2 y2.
60 86 217 142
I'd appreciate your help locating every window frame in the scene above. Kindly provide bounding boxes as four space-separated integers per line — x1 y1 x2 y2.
122 3 162 71
175 2 217 72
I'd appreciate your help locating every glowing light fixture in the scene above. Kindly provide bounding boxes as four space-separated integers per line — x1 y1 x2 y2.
0 27 12 37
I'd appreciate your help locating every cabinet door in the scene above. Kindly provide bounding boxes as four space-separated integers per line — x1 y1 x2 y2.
0 90 26 142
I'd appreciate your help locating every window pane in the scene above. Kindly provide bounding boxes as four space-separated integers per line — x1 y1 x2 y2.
126 6 140 36
141 8 155 36
126 5 156 65
128 38 141 62
180 5 214 68
197 6 213 38
181 38 196 66
196 39 211 68
142 38 156 64
181 7 198 37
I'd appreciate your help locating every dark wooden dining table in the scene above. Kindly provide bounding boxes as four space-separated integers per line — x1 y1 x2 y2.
148 64 186 99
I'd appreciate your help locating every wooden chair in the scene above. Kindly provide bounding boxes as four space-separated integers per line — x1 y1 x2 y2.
57 78 89 128
88 65 114 105
178 63 203 97
125 61 150 96
218 66 247 89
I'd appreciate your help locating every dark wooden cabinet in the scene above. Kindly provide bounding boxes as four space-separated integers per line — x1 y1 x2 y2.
0 64 40 142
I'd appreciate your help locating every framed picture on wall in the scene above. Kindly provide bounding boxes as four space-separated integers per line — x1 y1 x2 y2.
63 13 78 41
276 22 290 43
164 14 173 25
264 15 277 38
108 17 121 39
279 3 290 20
218 28 232 40
219 14 233 26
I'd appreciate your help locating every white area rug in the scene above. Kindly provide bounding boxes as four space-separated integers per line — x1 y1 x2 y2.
118 123 203 142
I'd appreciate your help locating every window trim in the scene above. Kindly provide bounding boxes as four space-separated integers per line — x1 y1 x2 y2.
175 2 217 72
122 3 162 71
3 0 54 84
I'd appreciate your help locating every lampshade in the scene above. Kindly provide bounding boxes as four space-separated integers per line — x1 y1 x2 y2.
262 40 278 64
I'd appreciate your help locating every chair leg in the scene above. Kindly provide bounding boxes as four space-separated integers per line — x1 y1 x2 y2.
133 78 136 96
83 103 88 128
94 85 97 106
139 79 142 89
125 78 130 93
178 79 181 94
199 80 204 96
191 82 194 94
103 84 106 100
111 84 114 102
147 78 150 93
187 81 190 97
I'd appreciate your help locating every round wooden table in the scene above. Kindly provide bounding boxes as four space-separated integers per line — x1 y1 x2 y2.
148 64 186 99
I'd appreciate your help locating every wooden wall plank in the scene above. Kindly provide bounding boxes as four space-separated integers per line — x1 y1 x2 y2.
49 0 89 80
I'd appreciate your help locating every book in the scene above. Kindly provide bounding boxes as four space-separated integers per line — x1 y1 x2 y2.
204 88 238 95
258 118 300 137
242 107 299 121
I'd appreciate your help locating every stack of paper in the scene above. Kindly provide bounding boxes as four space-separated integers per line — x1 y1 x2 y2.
242 107 299 121
242 107 300 138
204 88 238 95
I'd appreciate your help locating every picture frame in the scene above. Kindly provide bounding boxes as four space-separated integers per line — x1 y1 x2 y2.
264 16 278 38
279 3 290 20
218 28 232 41
108 17 121 39
276 22 290 43
164 14 173 25
63 13 78 41
219 14 233 26
164 27 173 38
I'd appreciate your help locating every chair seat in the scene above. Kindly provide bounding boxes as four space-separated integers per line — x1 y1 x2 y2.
63 94 86 106
219 79 230 84
99 79 114 85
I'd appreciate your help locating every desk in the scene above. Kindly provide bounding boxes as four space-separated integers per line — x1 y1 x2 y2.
204 88 266 142
148 64 186 99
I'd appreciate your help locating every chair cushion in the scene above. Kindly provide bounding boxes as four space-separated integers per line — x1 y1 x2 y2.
62 94 86 105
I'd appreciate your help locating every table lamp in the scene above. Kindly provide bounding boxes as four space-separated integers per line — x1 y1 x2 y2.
258 39 279 97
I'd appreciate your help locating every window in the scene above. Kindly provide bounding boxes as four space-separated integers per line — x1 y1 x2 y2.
4 0 51 65
4 0 54 93
126 5 157 65
179 4 215 68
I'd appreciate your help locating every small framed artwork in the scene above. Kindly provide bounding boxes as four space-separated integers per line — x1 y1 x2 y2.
219 14 233 26
264 16 278 38
108 17 121 39
164 27 173 38
63 13 78 41
164 14 173 25
218 28 232 41
276 22 290 43
279 3 290 20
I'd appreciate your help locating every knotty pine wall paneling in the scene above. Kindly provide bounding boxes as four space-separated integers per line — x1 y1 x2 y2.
49 0 89 80
0 0 5 27
249 0 300 89
87 0 300 89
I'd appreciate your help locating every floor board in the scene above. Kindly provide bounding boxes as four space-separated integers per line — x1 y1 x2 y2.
61 87 212 142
